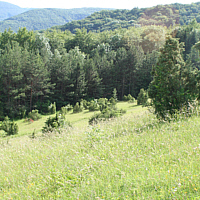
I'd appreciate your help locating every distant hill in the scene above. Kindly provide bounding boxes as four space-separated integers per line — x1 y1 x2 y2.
53 8 144 33
0 7 114 32
0 1 30 21
53 2 200 33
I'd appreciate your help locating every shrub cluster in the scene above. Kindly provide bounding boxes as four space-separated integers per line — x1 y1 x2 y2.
48 102 56 114
89 98 126 124
73 102 84 113
73 98 110 113
0 116 18 136
137 89 148 106
42 114 71 133
123 94 135 103
28 110 42 121
60 104 73 115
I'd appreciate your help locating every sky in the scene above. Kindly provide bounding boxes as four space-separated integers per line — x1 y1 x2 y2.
3 0 200 9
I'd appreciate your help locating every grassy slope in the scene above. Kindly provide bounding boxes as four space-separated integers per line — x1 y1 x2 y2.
0 102 200 199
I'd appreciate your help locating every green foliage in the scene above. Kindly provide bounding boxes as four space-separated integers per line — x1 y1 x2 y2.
88 100 100 111
28 110 42 121
55 9 143 33
0 116 18 135
98 98 108 111
148 36 198 120
112 88 118 101
55 2 200 33
60 104 73 115
109 97 117 106
89 98 126 124
89 107 126 124
137 89 148 106
0 1 30 21
48 102 56 114
81 99 89 110
2 107 200 199
42 114 71 133
0 8 110 32
73 102 84 113
123 94 135 103
1 16 200 121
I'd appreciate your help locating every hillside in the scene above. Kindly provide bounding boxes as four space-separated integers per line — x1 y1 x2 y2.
53 2 200 33
1 104 200 199
0 7 113 32
53 8 144 33
0 1 30 21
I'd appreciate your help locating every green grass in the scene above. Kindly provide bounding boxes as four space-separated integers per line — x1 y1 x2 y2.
0 101 140 138
1 102 200 199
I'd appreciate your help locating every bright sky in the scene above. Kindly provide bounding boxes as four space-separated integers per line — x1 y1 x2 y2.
3 0 200 9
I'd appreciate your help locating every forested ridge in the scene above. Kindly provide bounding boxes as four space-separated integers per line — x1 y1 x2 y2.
1 1 200 33
0 17 200 120
53 2 200 33
0 1 30 21
0 7 113 32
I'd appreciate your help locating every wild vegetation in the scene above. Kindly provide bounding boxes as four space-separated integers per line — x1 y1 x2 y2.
1 18 200 120
54 2 200 33
1 2 200 199
1 1 200 33
1 103 200 199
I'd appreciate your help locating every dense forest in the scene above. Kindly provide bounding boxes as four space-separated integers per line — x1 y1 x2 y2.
1 2 200 120
53 2 200 33
0 18 200 120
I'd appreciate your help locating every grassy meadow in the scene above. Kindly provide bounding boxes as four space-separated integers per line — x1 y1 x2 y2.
0 102 200 199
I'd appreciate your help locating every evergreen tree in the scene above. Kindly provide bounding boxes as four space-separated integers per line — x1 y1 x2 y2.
0 41 24 118
84 57 103 99
148 36 198 120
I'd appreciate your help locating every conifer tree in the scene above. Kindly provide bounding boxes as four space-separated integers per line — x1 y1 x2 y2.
148 36 198 120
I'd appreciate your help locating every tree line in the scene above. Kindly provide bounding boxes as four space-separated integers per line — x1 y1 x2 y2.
0 21 200 120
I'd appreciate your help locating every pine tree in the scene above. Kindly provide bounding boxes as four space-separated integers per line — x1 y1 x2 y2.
84 57 103 99
148 36 198 120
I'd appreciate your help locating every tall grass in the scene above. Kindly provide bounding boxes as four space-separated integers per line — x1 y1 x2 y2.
1 107 200 199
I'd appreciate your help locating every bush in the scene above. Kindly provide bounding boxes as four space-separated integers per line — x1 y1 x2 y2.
113 88 118 101
109 97 117 105
28 110 41 120
81 99 89 110
137 89 148 106
89 107 126 125
0 116 18 136
60 104 73 115
42 114 71 133
109 97 117 110
98 98 108 111
123 95 128 101
123 94 134 101
73 102 83 113
48 102 56 114
88 100 99 111
123 94 135 103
